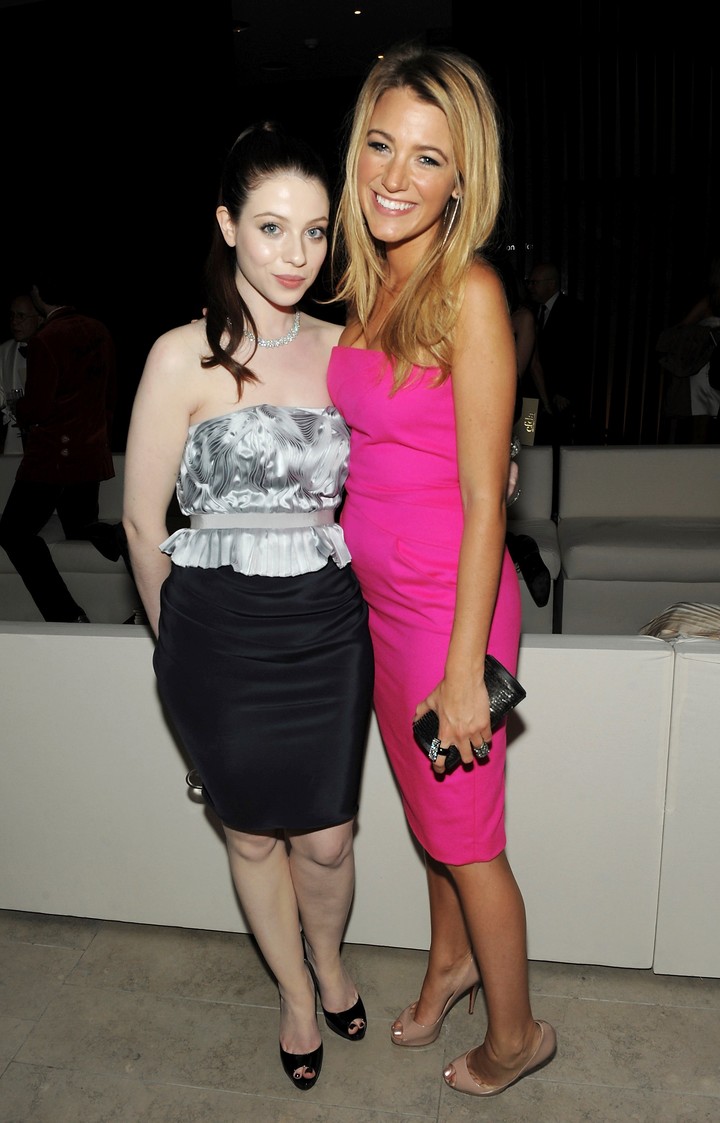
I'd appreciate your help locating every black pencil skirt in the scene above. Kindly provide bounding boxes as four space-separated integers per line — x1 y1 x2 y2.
154 561 374 832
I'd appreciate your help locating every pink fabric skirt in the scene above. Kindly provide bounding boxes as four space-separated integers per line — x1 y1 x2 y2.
342 499 521 864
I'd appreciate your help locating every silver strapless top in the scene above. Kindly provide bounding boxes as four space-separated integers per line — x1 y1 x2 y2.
159 404 351 576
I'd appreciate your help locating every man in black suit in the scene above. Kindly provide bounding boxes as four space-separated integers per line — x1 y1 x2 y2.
526 262 588 446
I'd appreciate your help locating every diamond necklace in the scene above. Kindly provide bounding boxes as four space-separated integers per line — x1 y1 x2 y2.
242 309 300 348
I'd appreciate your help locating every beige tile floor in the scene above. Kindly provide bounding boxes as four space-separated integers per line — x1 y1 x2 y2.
1 908 719 1123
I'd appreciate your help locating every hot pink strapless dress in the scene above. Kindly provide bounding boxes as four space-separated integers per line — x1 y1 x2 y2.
327 347 521 863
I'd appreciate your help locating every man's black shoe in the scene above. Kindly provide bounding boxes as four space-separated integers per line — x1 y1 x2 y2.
506 532 552 608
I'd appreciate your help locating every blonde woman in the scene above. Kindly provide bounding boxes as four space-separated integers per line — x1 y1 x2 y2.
327 43 556 1098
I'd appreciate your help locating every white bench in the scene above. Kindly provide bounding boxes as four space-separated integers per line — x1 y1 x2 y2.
5 625 713 977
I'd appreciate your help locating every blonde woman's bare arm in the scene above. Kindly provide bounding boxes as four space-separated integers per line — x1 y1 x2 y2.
419 262 517 767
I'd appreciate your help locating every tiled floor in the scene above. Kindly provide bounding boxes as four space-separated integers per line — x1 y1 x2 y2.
1 909 719 1123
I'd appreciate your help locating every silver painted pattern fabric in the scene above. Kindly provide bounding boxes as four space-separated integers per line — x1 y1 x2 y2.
159 404 351 576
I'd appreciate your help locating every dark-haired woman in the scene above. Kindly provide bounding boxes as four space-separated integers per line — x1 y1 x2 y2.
123 123 373 1092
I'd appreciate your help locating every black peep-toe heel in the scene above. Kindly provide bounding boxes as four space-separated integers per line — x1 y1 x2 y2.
303 942 367 1042
279 1041 323 1091
322 993 367 1042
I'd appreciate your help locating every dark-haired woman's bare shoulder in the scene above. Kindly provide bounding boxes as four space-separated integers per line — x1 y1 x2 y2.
141 318 211 397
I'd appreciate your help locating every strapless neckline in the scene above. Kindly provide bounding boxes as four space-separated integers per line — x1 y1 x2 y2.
188 403 336 435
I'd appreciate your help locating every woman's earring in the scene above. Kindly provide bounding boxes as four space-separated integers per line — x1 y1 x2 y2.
441 195 461 248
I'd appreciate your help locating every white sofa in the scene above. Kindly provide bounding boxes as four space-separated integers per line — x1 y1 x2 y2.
5 443 716 638
0 454 186 623
1 448 559 631
3 624 716 977
0 453 135 622
556 445 720 634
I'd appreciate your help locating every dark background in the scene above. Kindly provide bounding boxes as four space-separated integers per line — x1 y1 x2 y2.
2 1 718 448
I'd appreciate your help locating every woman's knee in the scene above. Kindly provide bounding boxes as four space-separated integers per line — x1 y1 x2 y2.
291 820 355 869
223 825 280 864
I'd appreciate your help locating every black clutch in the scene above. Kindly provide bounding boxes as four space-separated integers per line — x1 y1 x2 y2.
412 654 526 774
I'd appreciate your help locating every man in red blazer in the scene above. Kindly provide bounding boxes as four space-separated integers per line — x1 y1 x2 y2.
0 273 116 621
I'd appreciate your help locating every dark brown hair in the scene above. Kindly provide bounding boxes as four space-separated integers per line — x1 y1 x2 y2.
203 122 331 393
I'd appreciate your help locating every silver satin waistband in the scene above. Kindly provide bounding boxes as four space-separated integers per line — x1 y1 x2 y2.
189 510 336 530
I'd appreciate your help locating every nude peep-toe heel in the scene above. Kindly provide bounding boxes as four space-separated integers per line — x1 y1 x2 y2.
390 956 481 1047
443 1019 557 1097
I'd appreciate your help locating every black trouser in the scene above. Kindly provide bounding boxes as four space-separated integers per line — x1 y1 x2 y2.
0 478 100 621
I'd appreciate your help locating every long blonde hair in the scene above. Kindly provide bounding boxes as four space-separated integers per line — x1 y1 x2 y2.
332 41 504 389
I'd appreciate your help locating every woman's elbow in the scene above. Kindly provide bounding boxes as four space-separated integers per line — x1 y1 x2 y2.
122 512 151 548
